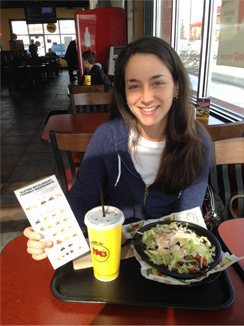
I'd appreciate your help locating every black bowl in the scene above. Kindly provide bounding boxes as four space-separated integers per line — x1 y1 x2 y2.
134 220 222 279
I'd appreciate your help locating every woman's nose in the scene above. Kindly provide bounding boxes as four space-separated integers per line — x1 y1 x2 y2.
141 87 154 104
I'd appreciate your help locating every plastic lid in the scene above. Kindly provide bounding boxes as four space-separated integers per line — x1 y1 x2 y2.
84 206 124 231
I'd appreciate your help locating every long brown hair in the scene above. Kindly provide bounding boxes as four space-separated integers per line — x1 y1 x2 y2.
110 36 209 194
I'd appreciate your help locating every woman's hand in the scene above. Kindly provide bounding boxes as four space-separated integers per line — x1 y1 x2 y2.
23 226 53 261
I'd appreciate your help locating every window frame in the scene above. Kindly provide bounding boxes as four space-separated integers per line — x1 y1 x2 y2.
155 0 244 123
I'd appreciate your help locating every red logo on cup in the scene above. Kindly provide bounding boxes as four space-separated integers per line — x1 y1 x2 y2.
91 244 110 262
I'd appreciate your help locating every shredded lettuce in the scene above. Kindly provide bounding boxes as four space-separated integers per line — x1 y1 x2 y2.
142 222 215 274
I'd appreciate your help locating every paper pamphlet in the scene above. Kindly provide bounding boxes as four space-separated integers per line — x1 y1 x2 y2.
14 175 90 269
137 206 207 229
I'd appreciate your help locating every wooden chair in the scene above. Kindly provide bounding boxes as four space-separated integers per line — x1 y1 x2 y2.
69 91 113 114
206 120 244 141
49 130 93 194
6 65 29 91
68 85 107 113
210 137 244 218
44 85 105 125
68 84 105 94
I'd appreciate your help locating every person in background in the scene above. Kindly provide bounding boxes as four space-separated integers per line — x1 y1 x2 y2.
65 40 78 82
29 40 38 59
24 36 211 260
21 50 30 66
81 51 112 87
45 48 59 76
23 50 30 60
45 48 57 58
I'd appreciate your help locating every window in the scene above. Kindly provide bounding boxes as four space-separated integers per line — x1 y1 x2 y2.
11 19 76 57
207 0 244 117
175 0 204 96
28 24 43 34
156 0 244 121
156 0 172 45
11 21 28 34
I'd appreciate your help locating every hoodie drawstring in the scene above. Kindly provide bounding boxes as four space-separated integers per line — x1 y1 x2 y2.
114 154 121 187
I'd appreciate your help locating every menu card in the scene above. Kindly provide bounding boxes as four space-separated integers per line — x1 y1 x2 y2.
14 175 90 269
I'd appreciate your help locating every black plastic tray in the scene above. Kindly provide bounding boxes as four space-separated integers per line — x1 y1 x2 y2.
50 257 235 310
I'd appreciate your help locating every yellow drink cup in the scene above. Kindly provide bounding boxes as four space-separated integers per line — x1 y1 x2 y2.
84 75 91 85
85 206 124 282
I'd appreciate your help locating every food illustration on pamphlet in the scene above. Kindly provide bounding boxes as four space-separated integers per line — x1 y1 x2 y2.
14 175 89 269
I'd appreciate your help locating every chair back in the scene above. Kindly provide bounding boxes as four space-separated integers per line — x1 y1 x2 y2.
71 91 113 114
210 137 244 218
49 130 93 194
68 85 108 113
206 120 244 141
69 84 105 94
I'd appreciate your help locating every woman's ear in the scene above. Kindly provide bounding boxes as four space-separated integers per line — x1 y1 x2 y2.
174 80 179 98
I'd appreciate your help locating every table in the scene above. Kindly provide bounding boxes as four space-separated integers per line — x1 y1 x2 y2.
6 64 50 91
1 235 244 325
218 219 244 277
41 112 226 144
41 113 110 143
197 115 224 126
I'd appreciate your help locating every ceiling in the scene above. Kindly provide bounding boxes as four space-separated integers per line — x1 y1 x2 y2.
1 1 90 9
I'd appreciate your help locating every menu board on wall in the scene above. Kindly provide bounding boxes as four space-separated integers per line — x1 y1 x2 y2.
217 0 244 68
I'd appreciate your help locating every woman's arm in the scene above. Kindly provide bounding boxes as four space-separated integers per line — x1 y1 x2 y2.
174 173 209 212
174 129 211 212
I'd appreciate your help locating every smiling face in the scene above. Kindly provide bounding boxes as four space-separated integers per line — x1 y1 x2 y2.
125 53 179 141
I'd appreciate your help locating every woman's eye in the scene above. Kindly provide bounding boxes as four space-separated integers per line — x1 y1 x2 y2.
154 81 164 86
128 84 139 90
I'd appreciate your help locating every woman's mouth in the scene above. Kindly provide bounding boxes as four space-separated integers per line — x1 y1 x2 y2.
141 106 158 112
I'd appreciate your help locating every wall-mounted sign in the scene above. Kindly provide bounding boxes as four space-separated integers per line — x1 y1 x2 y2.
217 0 244 68
35 41 41 47
47 23 57 33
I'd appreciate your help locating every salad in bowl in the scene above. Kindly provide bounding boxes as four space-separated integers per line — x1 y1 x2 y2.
134 221 222 279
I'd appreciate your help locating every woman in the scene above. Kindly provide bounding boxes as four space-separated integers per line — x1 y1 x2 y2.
24 36 211 260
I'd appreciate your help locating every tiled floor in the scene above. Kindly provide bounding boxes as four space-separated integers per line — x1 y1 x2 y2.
1 69 76 252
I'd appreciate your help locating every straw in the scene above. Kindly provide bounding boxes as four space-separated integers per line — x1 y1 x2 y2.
99 179 106 217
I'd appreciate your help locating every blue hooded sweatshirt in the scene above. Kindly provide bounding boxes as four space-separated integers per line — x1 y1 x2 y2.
67 118 211 227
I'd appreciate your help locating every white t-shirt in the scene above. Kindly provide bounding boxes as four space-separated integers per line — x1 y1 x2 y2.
129 130 165 186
